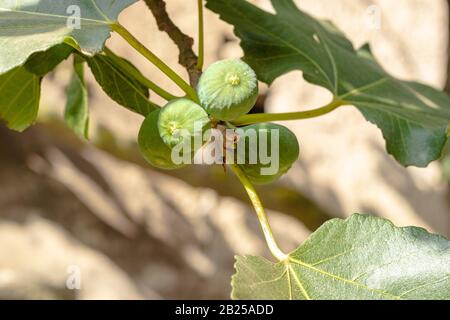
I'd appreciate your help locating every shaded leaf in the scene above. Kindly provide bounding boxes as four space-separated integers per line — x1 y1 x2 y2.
86 51 157 116
24 43 73 76
0 0 137 74
206 0 450 167
0 67 41 131
65 55 89 138
232 214 450 300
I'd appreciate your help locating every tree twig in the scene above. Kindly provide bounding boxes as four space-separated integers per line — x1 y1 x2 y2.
143 0 201 87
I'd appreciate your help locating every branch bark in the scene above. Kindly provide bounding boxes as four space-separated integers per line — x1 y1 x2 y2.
143 0 201 87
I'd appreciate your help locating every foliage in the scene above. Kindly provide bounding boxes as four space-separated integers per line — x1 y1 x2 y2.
0 0 449 300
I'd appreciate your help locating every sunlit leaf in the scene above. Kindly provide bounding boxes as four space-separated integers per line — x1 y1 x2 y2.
0 0 137 74
232 214 450 300
0 67 40 131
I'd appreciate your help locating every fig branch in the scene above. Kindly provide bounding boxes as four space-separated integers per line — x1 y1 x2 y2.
231 99 345 126
112 23 199 102
143 0 202 86
230 164 288 262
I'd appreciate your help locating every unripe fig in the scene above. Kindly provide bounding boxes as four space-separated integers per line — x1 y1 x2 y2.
197 59 258 121
138 110 185 170
158 98 211 153
235 123 299 184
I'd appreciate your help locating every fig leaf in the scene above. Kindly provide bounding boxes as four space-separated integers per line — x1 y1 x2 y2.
206 0 450 167
232 214 450 300
0 0 137 74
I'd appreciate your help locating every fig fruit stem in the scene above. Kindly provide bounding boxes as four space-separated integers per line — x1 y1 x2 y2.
103 47 178 102
112 23 199 102
197 0 205 71
230 164 288 262
231 99 345 126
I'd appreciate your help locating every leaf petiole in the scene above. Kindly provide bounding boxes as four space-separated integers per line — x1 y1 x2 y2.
112 23 199 102
197 0 205 71
231 99 345 126
103 47 178 102
230 164 288 262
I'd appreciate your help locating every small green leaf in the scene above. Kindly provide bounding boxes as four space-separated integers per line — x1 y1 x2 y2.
86 51 158 116
232 214 450 300
0 67 41 131
206 0 450 167
0 0 137 74
65 56 89 139
24 43 73 76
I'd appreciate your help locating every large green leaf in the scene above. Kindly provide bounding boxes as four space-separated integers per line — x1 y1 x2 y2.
0 0 137 74
232 214 450 300
85 51 158 116
206 0 450 167
65 56 89 139
0 66 40 131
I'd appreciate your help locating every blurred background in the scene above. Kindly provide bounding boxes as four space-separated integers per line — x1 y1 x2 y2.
0 0 449 299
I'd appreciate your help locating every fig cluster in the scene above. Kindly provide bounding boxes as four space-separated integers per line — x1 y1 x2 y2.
138 59 300 184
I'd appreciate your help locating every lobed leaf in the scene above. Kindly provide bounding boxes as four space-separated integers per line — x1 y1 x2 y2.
232 214 450 300
206 0 450 167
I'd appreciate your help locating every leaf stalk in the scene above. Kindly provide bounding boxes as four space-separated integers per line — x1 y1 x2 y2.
231 99 345 126
112 23 199 102
103 47 178 102
197 0 205 71
230 164 288 262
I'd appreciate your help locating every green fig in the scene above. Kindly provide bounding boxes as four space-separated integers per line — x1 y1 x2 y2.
235 123 299 184
138 110 185 170
197 59 258 121
158 98 211 153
